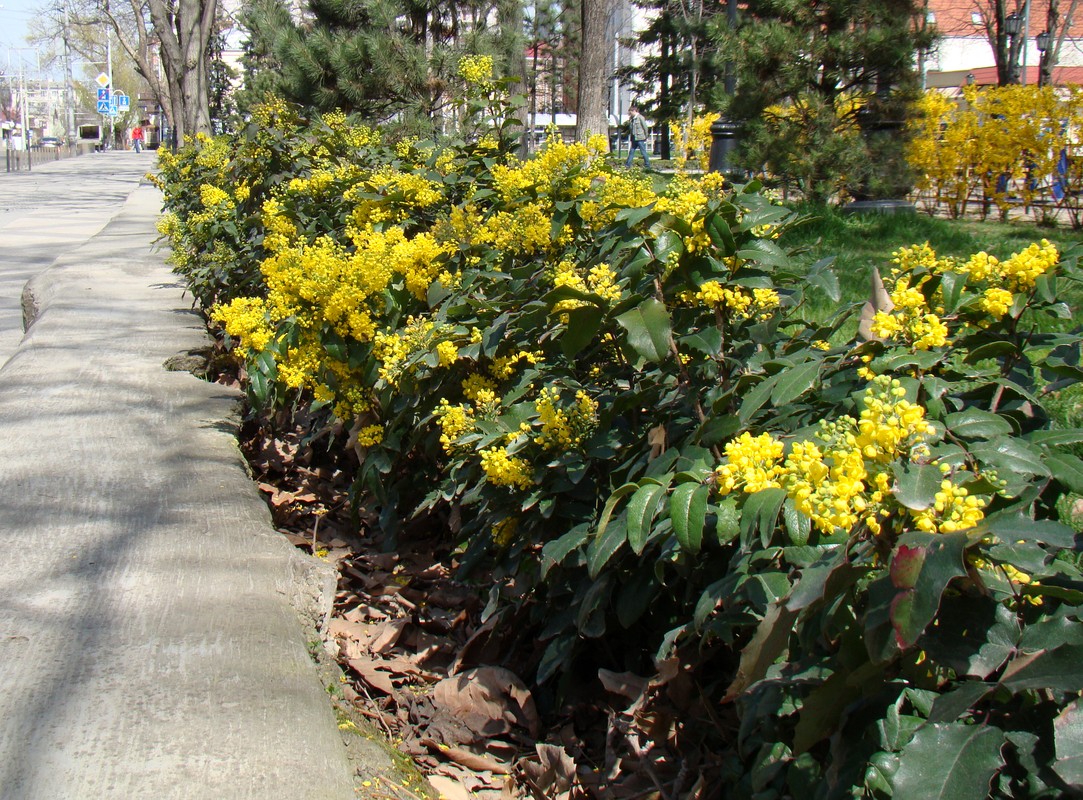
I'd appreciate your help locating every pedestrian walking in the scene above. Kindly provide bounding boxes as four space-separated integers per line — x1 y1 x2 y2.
131 121 145 153
625 106 651 170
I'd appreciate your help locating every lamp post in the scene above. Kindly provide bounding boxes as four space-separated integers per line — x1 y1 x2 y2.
1036 30 1052 87
1005 11 1023 84
708 0 740 175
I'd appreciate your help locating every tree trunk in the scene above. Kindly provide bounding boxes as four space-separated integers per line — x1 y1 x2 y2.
575 0 614 143
147 0 217 143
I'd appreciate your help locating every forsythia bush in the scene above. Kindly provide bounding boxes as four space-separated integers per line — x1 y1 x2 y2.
669 112 719 172
158 63 1083 798
908 84 1083 224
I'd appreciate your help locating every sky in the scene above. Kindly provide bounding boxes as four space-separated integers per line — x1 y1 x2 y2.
0 0 40 50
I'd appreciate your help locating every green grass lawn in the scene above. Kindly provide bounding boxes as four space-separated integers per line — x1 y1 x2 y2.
781 205 1083 327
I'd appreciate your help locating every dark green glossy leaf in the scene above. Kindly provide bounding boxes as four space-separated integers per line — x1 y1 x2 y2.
962 340 1019 365
889 533 968 649
616 299 672 363
944 408 1014 440
1044 451 1083 493
928 682 995 723
1054 698 1083 787
627 483 666 555
1027 428 1083 447
671 482 708 554
716 496 740 544
587 515 627 578
770 360 820 406
783 497 811 546
738 373 780 422
722 599 799 701
895 463 944 511
561 306 604 359
1000 643 1083 693
981 514 1079 549
892 723 1005 800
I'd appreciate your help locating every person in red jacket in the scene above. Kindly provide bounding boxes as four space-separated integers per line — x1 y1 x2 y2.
131 122 145 153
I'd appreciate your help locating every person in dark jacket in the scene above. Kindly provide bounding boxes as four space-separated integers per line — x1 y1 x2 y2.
625 106 651 169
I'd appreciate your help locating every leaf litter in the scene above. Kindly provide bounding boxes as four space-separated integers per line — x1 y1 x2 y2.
239 415 726 799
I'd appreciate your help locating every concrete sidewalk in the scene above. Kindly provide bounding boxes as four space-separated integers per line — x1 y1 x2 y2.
0 153 361 798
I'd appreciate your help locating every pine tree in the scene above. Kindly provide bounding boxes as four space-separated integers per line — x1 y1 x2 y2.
717 0 932 202
238 0 526 135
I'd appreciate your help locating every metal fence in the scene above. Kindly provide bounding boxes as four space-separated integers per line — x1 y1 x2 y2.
4 143 97 173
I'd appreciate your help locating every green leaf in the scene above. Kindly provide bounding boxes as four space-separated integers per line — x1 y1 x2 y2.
626 483 667 555
670 482 708 554
1000 643 1083 693
971 438 1050 479
616 299 672 363
706 212 736 255
722 599 800 701
740 487 787 546
1054 698 1083 787
981 514 1079 549
716 496 740 544
594 482 638 545
737 238 791 268
895 463 944 511
892 723 1005 800
783 498 810 546
963 340 1020 364
1044 451 1083 494
944 408 1015 440
540 525 590 579
561 306 604 359
889 533 968 649
1027 428 1083 447
536 634 575 684
928 682 995 724
587 515 627 578
770 361 820 406
738 374 780 422
939 270 967 313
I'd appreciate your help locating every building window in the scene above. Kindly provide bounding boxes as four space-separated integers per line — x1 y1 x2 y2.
972 11 983 25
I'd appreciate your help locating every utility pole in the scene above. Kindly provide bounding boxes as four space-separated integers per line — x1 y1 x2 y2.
63 3 76 145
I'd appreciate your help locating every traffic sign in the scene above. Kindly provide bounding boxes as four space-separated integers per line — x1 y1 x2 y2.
96 72 110 88
114 91 130 111
97 87 111 103
97 99 111 114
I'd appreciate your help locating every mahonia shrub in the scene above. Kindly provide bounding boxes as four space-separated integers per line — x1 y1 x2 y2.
159 69 1083 798
908 84 1083 225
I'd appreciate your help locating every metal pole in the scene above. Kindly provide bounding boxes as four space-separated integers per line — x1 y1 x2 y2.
1022 0 1032 86
63 4 76 147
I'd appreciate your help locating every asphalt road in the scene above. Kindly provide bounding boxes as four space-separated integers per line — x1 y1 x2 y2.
0 151 361 798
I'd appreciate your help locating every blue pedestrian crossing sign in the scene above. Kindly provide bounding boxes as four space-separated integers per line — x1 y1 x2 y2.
97 87 112 114
97 99 111 114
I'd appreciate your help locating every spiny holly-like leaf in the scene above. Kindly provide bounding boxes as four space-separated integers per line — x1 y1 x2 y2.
770 360 820 406
944 408 1015 440
1000 643 1083 693
892 723 1006 800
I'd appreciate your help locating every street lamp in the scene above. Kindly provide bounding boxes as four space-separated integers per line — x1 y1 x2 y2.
1005 12 1023 84
1036 30 1052 87
708 0 741 176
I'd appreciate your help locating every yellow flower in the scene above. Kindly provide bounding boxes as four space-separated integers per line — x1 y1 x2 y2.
480 446 533 489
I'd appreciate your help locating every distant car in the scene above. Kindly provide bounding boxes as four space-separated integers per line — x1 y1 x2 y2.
39 137 62 148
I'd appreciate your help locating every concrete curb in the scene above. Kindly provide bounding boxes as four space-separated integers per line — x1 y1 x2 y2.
0 173 372 798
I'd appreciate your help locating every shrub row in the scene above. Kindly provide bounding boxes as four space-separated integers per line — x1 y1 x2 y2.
156 69 1083 798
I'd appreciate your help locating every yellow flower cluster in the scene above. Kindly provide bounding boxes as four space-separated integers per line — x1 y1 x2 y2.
480 446 533 489
490 350 542 380
870 273 950 351
549 260 623 318
354 425 384 448
200 184 233 210
533 388 599 451
491 517 519 547
373 317 449 386
213 297 273 357
435 399 476 454
668 112 720 172
713 378 966 537
458 54 495 89
695 282 780 321
912 479 986 534
714 432 785 494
